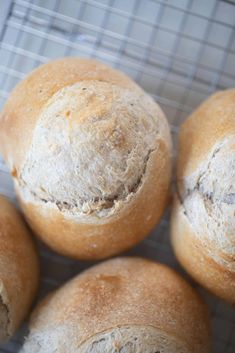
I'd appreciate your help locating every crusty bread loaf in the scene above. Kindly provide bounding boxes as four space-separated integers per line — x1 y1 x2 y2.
171 89 235 303
0 57 172 260
0 195 39 341
21 257 211 353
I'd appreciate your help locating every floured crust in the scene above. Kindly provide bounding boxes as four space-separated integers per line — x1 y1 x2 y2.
17 80 168 218
171 196 235 303
21 257 211 353
178 137 235 263
22 325 189 353
0 57 172 259
76 326 189 353
0 195 39 341
172 89 235 302
18 141 171 259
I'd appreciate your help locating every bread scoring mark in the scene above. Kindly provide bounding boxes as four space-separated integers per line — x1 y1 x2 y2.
77 325 188 353
177 142 223 217
181 143 235 206
21 325 189 353
177 137 235 265
18 147 156 216
18 81 163 218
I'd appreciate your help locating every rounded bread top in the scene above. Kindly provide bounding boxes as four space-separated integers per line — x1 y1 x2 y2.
21 257 211 353
0 58 140 170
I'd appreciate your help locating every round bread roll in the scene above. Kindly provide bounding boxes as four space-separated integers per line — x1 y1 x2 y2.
0 195 39 342
0 58 172 260
171 89 235 303
21 257 211 353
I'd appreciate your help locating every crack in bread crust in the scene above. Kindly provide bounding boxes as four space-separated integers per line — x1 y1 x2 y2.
180 142 235 205
21 325 189 353
18 148 156 216
177 137 235 267
77 326 188 353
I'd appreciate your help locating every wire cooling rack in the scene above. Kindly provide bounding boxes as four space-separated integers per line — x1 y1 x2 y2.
0 0 235 352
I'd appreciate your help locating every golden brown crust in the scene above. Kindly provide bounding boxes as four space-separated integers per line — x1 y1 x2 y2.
177 89 235 180
171 195 235 303
18 141 171 260
22 257 211 353
0 195 39 340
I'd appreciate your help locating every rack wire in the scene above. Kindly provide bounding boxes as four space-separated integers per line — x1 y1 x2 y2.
0 0 235 352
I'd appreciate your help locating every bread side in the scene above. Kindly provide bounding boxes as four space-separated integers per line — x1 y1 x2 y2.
177 136 235 268
177 90 235 264
171 89 235 302
171 195 235 303
0 195 39 340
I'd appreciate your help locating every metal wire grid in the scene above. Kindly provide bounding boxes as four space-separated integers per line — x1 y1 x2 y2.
0 0 235 352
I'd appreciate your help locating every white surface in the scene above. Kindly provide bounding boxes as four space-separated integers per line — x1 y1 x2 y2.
0 0 234 352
